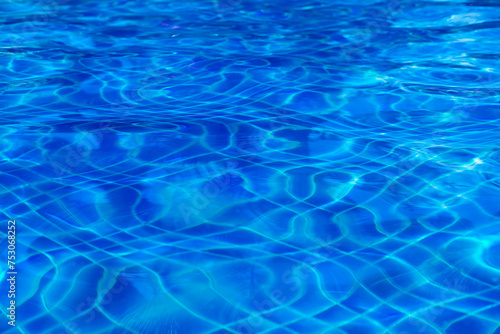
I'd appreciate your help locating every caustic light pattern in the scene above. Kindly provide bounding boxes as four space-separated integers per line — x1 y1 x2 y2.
1 0 500 333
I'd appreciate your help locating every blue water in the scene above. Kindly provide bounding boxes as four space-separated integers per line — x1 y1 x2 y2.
1 0 500 333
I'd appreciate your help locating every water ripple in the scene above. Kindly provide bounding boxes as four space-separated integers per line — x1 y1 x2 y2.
1 0 500 333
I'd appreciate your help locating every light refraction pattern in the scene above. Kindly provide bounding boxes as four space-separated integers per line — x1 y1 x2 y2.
1 0 500 333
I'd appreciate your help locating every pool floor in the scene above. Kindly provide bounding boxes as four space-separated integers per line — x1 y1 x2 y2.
1 0 500 333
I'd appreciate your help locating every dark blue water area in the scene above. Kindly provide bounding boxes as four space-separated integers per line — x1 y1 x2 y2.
1 0 500 333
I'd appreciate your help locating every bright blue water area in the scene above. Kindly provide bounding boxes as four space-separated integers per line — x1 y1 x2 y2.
1 0 500 333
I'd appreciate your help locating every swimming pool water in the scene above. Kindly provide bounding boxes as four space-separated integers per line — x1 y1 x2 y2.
1 0 500 333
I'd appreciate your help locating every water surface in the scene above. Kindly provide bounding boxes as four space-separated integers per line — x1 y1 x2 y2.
1 0 500 333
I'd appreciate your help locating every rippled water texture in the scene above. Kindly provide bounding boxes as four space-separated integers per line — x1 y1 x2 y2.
1 0 500 333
